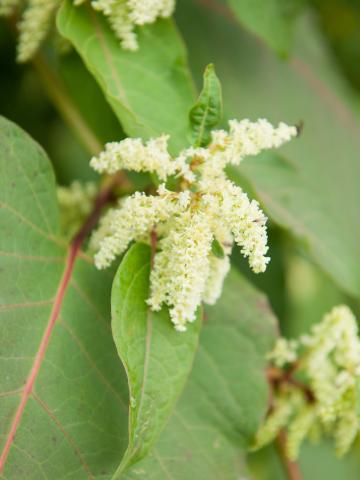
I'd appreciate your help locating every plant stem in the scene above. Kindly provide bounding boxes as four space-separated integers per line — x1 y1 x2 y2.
267 366 315 403
72 174 119 246
150 230 158 269
32 55 103 156
276 431 303 480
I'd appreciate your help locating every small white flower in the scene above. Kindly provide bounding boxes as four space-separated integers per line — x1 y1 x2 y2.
267 338 298 368
202 254 231 305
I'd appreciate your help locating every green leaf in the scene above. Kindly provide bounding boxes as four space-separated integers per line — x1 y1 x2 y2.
189 63 222 147
111 243 201 474
211 238 225 259
226 0 305 56
177 1 360 300
121 267 277 479
0 116 129 478
57 1 195 153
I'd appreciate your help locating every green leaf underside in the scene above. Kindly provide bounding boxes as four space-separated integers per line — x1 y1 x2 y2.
121 267 277 479
57 1 196 154
0 116 129 479
111 244 201 474
189 63 223 147
178 0 360 300
226 0 304 55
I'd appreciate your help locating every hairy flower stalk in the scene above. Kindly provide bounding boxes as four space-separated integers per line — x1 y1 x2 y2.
2 0 175 61
254 305 360 460
91 118 296 330
57 181 97 240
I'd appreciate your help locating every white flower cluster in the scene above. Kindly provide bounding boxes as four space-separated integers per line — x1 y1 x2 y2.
1 0 175 62
254 305 360 459
57 181 97 240
16 0 62 62
267 337 298 368
91 119 296 331
91 0 175 51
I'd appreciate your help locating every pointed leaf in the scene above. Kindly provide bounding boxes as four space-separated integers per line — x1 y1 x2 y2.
189 63 222 147
57 1 195 153
111 243 201 474
120 267 277 479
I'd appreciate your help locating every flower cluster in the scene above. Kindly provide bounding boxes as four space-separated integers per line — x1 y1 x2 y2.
254 305 360 459
90 0 175 51
1 0 175 62
90 118 296 331
57 181 97 240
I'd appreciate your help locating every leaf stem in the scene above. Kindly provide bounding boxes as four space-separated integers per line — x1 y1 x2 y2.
276 431 303 480
32 55 103 156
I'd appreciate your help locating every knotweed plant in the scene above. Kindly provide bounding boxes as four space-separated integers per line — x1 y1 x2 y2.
2 0 360 476
254 305 360 459
90 118 296 331
0 0 175 61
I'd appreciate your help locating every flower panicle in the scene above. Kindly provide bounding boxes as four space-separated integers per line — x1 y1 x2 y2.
256 305 360 460
90 118 296 331
5 0 176 62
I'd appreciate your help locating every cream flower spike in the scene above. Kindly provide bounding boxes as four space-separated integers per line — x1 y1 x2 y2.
91 119 296 330
16 0 62 62
6 0 175 62
91 0 175 51
257 305 360 459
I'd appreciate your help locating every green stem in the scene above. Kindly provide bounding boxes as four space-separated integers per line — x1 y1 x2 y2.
32 55 102 156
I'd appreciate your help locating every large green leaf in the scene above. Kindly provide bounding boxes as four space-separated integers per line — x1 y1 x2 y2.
120 267 277 479
226 0 304 55
177 0 360 300
57 1 195 153
111 244 201 474
0 116 129 479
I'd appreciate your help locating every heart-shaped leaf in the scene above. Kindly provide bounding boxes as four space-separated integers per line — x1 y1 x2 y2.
0 116 129 478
